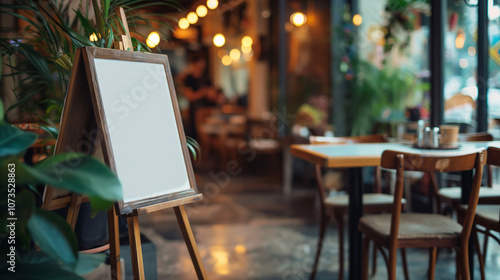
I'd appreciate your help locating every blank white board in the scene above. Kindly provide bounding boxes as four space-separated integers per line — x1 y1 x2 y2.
94 58 190 203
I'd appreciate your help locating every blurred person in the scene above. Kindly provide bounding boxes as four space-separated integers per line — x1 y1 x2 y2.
183 54 220 139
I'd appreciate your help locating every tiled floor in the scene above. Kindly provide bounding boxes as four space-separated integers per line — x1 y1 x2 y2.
88 168 500 279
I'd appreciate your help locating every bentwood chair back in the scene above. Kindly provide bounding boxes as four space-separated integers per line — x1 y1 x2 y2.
457 146 500 280
308 134 407 280
431 133 498 213
359 149 486 280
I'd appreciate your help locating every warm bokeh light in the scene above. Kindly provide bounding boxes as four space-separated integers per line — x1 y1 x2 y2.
353 14 363 26
89 33 98 42
217 49 227 58
243 51 253 61
455 33 465 49
241 36 253 47
459 58 468 68
196 5 208 17
230 49 241 61
187 12 198 24
241 45 252 54
146 32 160 48
213 33 225 47
290 12 306 27
235 245 246 254
468 46 476 56
207 0 218 10
221 55 232 65
178 18 189 29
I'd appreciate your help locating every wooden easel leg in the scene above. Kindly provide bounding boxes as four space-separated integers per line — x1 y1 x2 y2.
174 205 207 279
108 207 122 280
66 194 82 230
127 215 145 280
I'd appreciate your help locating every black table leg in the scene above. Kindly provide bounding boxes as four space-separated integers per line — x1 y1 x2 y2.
348 167 363 280
461 170 474 280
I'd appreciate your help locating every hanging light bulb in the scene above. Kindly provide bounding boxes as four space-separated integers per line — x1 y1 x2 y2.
187 12 198 24
196 5 208 17
207 0 218 10
178 18 189 29
290 12 306 27
241 36 253 47
146 32 160 48
230 49 241 61
221 55 232 66
213 33 225 47
352 14 363 26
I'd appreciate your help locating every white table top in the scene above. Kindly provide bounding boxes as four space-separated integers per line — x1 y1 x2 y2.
290 141 500 168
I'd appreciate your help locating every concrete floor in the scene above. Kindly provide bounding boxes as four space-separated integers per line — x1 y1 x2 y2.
87 168 500 279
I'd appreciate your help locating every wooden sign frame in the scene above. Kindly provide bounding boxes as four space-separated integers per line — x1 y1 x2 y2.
82 47 202 216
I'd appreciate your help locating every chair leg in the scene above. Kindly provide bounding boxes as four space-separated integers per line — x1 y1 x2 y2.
428 247 437 280
401 248 409 280
336 215 344 280
388 246 398 280
310 213 330 280
361 236 371 280
483 229 489 264
371 241 377 276
458 247 470 280
473 229 486 280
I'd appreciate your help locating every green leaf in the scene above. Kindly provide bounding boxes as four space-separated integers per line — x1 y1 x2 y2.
27 208 78 266
15 154 122 211
15 190 35 249
64 253 106 275
0 124 37 157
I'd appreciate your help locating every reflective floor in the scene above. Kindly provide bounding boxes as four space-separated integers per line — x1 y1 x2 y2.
89 171 500 279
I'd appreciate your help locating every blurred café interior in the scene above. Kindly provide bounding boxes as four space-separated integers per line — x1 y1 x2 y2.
2 0 500 279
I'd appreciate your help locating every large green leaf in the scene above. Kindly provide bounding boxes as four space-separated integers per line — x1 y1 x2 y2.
15 190 35 249
15 154 122 211
0 124 37 157
27 208 78 266
64 253 106 275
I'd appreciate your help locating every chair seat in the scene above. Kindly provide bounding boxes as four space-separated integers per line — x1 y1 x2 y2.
325 193 406 215
458 204 500 232
438 187 500 205
359 213 462 248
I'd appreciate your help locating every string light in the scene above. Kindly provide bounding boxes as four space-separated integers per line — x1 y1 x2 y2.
207 0 218 10
196 5 208 17
213 33 225 47
241 45 252 54
187 12 198 24
178 18 189 29
230 49 241 61
146 32 160 48
241 36 253 47
352 14 363 26
290 12 306 27
221 55 231 65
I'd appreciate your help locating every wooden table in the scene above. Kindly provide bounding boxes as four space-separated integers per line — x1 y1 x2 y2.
290 141 500 280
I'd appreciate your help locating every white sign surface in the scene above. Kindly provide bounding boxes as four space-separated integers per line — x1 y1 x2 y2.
93 58 190 203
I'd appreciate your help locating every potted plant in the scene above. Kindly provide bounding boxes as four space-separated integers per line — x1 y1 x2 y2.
0 99 123 279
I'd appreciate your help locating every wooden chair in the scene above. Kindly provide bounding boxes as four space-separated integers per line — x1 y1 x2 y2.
457 146 500 280
309 134 407 280
359 149 486 280
431 133 499 213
